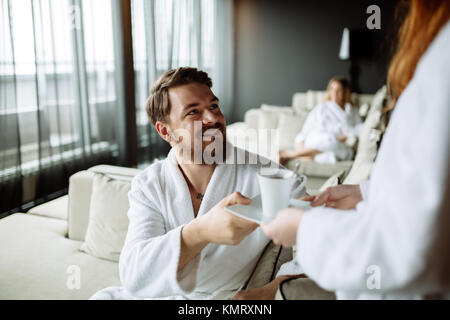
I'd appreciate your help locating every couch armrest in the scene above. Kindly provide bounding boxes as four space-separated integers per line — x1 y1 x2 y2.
275 277 336 300
68 171 96 241
27 195 69 221
245 241 293 290
286 160 354 178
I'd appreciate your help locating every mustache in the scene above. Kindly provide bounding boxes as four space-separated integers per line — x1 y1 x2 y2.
202 124 224 134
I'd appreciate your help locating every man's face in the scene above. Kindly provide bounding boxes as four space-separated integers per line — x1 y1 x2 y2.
160 82 227 162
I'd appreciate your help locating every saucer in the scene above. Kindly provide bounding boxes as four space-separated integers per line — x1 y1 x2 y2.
224 194 311 224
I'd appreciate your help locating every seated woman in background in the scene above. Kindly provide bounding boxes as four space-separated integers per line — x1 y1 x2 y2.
279 77 362 165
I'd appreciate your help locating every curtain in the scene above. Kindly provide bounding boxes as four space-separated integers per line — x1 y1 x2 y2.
0 0 124 217
131 0 234 167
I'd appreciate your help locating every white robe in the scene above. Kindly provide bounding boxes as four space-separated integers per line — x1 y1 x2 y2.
296 21 450 299
294 101 362 163
91 145 300 300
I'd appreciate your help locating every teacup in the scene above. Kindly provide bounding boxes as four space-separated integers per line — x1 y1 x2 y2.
257 169 307 219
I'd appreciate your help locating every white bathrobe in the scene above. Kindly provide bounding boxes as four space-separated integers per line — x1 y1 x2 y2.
91 145 299 300
294 101 362 163
297 21 450 299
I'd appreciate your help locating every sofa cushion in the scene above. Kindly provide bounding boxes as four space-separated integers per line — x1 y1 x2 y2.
367 85 387 117
277 112 308 150
243 108 261 130
356 94 374 108
343 129 381 185
291 93 308 114
68 166 139 242
359 103 370 118
260 104 292 114
258 107 293 131
342 87 386 185
28 195 69 220
0 213 121 299
226 123 260 156
80 173 131 262
226 122 249 147
306 90 327 110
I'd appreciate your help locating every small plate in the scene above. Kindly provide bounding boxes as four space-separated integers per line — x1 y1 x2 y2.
224 194 311 224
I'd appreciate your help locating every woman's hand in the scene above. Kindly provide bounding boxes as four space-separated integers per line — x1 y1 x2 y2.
260 208 304 247
301 184 362 210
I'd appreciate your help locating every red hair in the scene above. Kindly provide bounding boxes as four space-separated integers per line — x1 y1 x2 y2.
386 0 450 111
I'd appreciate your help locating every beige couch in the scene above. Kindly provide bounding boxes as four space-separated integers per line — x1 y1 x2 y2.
0 165 139 299
226 87 387 193
0 164 333 300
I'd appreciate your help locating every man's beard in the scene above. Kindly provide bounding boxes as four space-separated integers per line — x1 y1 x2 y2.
175 123 228 165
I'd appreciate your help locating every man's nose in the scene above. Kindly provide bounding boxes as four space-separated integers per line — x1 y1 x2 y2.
202 108 218 125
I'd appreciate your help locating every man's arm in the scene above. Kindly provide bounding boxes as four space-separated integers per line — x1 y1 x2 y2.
178 192 258 272
178 219 208 271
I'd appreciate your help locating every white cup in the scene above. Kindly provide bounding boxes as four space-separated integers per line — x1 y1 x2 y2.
257 169 307 219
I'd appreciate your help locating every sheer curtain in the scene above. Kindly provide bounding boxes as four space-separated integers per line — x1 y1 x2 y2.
0 0 123 217
131 0 234 166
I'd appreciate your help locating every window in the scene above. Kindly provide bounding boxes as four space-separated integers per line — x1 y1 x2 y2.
0 0 122 215
0 0 120 178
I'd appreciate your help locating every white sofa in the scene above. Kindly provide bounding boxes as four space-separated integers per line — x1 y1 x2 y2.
0 165 139 299
227 90 374 157
227 88 387 193
1 164 323 300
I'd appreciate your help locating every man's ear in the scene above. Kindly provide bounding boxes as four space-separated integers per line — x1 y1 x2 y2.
155 121 172 144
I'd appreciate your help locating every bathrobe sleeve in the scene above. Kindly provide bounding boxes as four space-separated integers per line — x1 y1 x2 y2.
118 175 200 298
359 180 370 201
296 23 450 296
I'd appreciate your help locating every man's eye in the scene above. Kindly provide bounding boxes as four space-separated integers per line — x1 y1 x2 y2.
210 104 219 110
187 110 198 115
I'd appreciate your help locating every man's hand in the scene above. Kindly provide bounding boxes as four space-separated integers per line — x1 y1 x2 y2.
301 184 362 210
197 192 258 245
260 208 304 247
179 192 257 271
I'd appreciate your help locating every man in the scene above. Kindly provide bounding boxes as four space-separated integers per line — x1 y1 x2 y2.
91 67 300 300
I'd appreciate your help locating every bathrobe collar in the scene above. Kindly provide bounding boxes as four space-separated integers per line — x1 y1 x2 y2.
164 142 238 221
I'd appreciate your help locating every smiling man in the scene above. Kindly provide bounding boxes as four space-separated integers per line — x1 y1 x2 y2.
90 67 300 300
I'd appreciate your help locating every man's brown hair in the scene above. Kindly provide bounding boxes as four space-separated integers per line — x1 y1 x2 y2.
145 67 213 125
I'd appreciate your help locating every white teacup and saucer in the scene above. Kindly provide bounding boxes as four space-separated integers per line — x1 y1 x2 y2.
225 168 311 224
